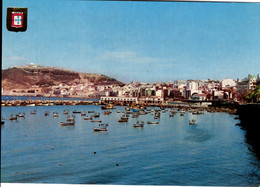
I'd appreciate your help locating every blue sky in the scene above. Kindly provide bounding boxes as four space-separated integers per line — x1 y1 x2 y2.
2 0 260 83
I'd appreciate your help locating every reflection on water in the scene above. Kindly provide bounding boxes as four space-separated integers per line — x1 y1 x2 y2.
1 105 260 185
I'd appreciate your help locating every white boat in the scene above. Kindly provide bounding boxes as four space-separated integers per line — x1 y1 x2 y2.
26 103 35 107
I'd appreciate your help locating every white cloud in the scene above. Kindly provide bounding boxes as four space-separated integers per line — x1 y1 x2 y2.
95 51 175 64
4 56 28 61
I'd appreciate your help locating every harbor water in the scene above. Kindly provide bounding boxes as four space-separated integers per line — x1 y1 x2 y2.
1 105 260 185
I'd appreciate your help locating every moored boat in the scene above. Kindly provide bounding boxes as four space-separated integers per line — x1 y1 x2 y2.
60 121 75 126
18 113 25 117
53 112 59 117
94 127 108 131
103 111 112 115
101 104 114 110
147 121 159 124
91 120 102 123
84 116 93 120
27 103 35 107
9 115 17 121
30 110 37 114
189 119 196 125
133 121 144 128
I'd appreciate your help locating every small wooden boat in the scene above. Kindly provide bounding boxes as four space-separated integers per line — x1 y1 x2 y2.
81 112 87 116
147 121 159 124
63 109 69 114
103 111 111 115
101 104 114 110
9 115 17 121
133 121 144 128
99 123 109 127
189 119 196 125
45 111 50 116
88 111 95 113
91 120 102 123
18 113 25 117
118 115 128 122
118 118 128 122
94 127 108 131
1 117 5 125
72 110 81 114
91 113 100 118
84 116 93 120
67 115 75 122
30 110 37 114
53 112 59 117
60 121 75 126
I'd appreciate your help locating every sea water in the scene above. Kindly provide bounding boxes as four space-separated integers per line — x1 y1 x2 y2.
1 105 260 185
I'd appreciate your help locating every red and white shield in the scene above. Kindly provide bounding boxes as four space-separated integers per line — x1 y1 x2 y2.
11 12 23 28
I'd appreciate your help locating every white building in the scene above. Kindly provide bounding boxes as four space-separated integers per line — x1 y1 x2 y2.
220 79 236 89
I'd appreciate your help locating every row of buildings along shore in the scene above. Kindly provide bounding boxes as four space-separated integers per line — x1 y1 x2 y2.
2 74 260 105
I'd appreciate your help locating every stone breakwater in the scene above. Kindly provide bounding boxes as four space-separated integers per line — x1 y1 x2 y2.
1 99 96 106
1 99 238 115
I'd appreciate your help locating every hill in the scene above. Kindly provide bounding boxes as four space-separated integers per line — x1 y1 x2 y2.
2 64 124 90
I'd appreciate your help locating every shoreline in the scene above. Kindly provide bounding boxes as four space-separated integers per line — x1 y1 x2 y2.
1 99 238 115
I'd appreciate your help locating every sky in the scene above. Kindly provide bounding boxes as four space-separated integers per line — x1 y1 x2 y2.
2 0 260 83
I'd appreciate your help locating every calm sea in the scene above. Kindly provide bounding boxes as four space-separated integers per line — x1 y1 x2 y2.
1 105 260 185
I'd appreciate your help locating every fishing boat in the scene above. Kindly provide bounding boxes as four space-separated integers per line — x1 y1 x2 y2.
132 113 139 118
30 110 37 114
81 111 87 116
63 109 69 114
88 111 95 113
147 121 159 124
118 118 128 122
67 115 75 122
99 123 109 127
189 119 196 125
133 121 144 128
131 108 140 112
44 111 50 116
91 113 100 118
139 111 146 115
9 115 17 121
1 117 5 124
103 111 111 115
94 127 108 132
53 112 59 117
60 121 75 126
84 116 93 120
118 115 128 122
101 104 114 110
72 110 81 114
18 113 25 117
91 120 102 123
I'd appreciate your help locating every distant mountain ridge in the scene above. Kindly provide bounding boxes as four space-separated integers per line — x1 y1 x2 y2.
2 64 124 90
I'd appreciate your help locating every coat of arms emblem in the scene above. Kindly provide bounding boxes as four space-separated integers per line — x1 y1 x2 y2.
12 12 23 28
7 7 27 32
